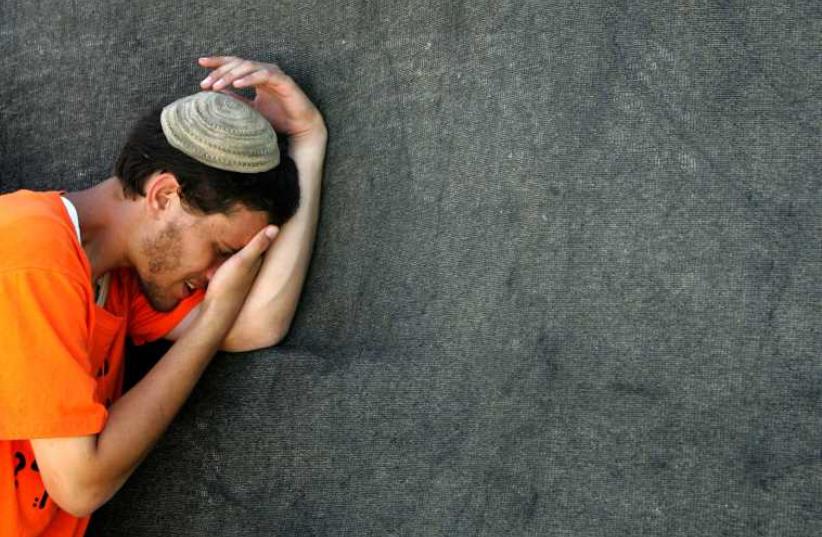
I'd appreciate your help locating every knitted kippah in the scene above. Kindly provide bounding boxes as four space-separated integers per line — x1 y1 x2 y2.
160 91 279 173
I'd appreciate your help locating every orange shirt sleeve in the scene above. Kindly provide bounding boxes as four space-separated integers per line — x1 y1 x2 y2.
125 271 205 346
0 269 107 439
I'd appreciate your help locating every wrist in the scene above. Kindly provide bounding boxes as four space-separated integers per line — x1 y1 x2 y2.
288 116 327 145
193 298 240 344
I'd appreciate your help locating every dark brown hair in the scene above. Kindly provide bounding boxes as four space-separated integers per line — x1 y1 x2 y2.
114 104 300 226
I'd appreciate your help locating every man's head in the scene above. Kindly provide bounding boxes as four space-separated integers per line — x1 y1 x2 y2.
113 96 300 311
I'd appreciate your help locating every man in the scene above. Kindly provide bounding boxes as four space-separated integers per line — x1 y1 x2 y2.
0 56 327 536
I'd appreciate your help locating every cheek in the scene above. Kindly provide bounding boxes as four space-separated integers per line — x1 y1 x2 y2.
140 226 188 276
184 244 220 277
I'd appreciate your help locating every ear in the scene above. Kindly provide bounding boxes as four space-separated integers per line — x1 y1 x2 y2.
143 172 181 218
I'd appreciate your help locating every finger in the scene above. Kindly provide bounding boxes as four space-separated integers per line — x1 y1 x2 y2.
200 58 244 88
212 61 261 90
198 56 236 67
238 226 279 261
216 88 254 106
200 58 244 89
232 68 292 91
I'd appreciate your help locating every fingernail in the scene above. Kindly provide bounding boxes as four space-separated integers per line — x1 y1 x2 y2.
265 226 277 239
213 79 225 89
200 76 212 86
233 78 246 87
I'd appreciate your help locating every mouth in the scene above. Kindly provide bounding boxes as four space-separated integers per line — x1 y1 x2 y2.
180 280 196 299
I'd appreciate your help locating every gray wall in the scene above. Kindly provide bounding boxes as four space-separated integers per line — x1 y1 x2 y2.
2 0 820 535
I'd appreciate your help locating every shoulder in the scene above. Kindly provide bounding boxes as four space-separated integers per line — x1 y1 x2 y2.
0 189 90 279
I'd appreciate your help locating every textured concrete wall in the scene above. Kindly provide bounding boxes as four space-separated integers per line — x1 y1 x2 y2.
2 0 820 535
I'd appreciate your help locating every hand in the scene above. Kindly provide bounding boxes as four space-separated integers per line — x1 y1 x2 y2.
198 56 325 139
202 225 279 325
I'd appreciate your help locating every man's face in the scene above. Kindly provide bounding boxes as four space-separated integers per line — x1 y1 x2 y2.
135 202 270 312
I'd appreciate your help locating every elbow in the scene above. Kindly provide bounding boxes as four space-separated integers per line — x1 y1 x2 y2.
262 320 291 348
44 485 84 517
245 328 287 351
40 463 116 518
269 319 292 347
45 479 108 519
38 463 86 517
221 320 290 352
32 436 121 519
58 498 95 519
256 318 292 349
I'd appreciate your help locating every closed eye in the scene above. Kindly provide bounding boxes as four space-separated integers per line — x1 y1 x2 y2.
214 244 235 259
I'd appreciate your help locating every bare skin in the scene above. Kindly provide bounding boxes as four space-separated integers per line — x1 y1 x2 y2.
64 173 273 312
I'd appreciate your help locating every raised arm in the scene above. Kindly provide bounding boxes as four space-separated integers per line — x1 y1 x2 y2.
222 122 326 350
166 56 327 351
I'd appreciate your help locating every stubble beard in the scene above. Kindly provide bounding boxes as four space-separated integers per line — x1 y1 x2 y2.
138 220 184 312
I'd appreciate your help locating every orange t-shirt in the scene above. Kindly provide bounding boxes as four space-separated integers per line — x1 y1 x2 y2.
0 190 205 537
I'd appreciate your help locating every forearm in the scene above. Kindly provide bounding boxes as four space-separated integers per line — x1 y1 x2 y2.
86 301 231 508
222 123 327 350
